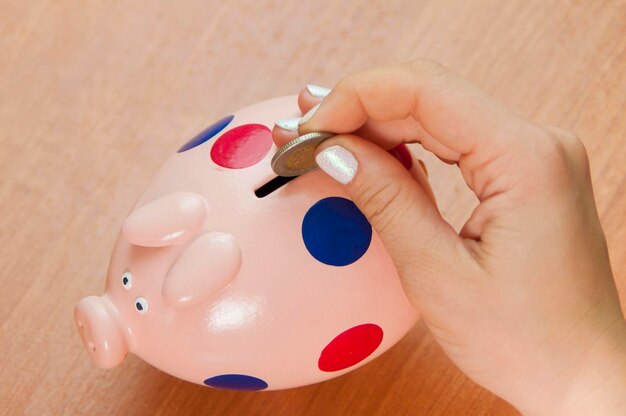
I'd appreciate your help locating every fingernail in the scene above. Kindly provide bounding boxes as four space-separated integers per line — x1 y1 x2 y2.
299 103 320 125
306 84 331 98
315 145 358 185
274 117 301 131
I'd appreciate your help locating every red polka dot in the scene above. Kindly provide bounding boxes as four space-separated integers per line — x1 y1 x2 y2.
318 323 383 372
387 144 413 169
211 124 273 169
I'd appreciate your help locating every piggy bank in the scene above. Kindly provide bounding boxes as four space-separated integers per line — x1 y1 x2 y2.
75 96 419 391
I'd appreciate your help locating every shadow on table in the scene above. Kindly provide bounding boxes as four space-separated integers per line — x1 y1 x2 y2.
103 321 515 415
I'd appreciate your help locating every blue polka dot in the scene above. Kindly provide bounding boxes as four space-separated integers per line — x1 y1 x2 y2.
203 374 268 391
177 115 234 153
302 197 372 266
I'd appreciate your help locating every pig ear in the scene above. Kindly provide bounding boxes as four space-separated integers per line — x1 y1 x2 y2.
122 192 208 247
163 231 241 308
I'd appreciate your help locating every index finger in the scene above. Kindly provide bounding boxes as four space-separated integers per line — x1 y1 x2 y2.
301 60 544 198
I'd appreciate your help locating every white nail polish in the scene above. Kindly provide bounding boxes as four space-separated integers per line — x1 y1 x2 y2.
299 103 320 125
274 117 301 131
315 145 358 185
306 84 331 98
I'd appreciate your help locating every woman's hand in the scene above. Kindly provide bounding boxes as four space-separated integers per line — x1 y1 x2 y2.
273 61 626 415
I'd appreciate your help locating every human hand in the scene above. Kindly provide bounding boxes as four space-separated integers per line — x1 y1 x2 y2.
273 61 626 415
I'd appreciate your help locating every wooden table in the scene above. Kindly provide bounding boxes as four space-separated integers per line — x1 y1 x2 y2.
1 1 624 414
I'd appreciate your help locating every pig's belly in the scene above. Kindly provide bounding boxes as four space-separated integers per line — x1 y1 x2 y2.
139 229 418 390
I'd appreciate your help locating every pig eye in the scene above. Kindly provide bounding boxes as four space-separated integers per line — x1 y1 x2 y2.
135 297 149 314
121 272 132 289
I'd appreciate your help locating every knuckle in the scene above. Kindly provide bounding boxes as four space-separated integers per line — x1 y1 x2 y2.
533 126 591 189
333 75 353 92
405 59 450 78
562 132 590 169
542 126 589 167
355 177 407 234
540 127 569 164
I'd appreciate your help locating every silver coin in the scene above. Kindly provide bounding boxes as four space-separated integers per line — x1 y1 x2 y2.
271 131 335 176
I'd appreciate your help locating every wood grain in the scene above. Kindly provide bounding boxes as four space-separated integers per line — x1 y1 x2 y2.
1 1 624 415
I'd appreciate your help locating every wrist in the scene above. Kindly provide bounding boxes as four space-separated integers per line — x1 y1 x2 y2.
556 316 626 415
506 300 626 415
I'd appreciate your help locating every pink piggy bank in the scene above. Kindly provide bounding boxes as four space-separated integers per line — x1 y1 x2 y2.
75 96 419 391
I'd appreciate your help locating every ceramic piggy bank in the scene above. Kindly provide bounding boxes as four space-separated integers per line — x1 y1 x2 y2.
75 95 419 391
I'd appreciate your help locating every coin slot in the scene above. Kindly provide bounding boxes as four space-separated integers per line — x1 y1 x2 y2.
254 175 298 198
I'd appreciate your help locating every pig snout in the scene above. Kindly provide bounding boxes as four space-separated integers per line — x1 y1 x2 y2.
74 296 128 369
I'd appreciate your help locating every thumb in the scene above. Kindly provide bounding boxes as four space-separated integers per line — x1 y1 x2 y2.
314 134 464 302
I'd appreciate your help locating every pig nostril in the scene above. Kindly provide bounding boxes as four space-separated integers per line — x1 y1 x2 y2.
76 297 128 368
